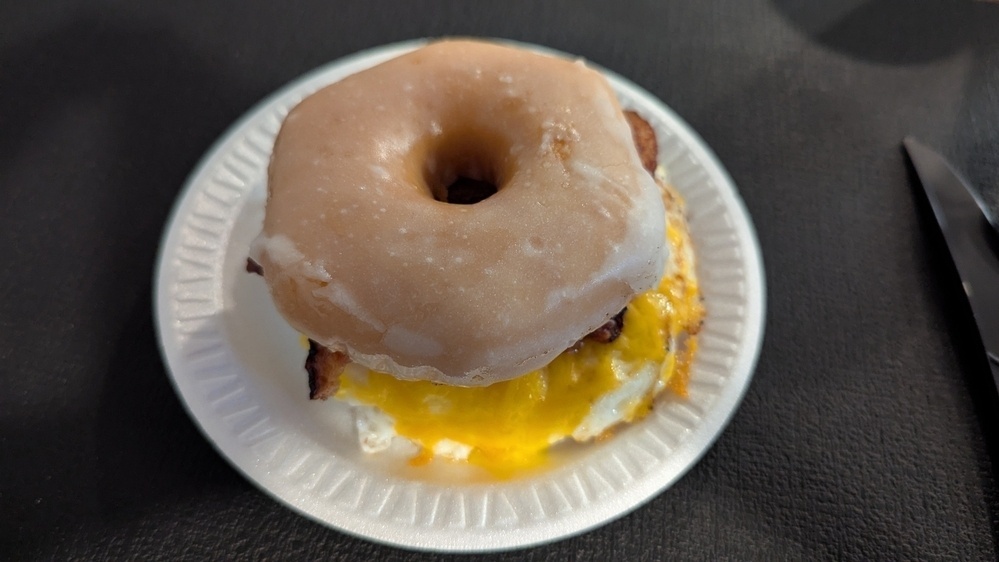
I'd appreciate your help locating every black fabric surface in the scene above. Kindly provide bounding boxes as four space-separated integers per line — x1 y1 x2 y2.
3 1 999 560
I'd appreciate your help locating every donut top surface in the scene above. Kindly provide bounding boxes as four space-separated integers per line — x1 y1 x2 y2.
253 39 667 386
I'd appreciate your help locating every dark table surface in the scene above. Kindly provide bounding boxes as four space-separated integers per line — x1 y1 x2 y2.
4 1 999 560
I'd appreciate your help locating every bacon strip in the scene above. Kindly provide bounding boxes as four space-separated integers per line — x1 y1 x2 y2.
306 339 349 400
585 308 627 344
624 110 658 175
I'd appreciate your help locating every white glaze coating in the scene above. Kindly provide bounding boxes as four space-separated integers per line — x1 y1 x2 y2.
254 40 667 385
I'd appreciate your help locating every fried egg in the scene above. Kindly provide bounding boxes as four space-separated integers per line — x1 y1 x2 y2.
335 175 704 474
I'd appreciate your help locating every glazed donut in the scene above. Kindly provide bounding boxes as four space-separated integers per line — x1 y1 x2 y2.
252 40 667 385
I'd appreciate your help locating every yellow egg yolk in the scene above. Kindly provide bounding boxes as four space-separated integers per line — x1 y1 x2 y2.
336 186 704 475
336 260 703 474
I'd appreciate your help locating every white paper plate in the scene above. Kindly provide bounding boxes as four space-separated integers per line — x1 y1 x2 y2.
154 40 765 552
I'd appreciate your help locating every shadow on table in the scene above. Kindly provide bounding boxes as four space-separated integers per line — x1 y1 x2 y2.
771 0 999 213
772 0 975 65
773 0 999 476
684 3 999 557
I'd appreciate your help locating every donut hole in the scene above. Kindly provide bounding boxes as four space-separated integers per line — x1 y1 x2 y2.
444 176 497 205
423 128 512 205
